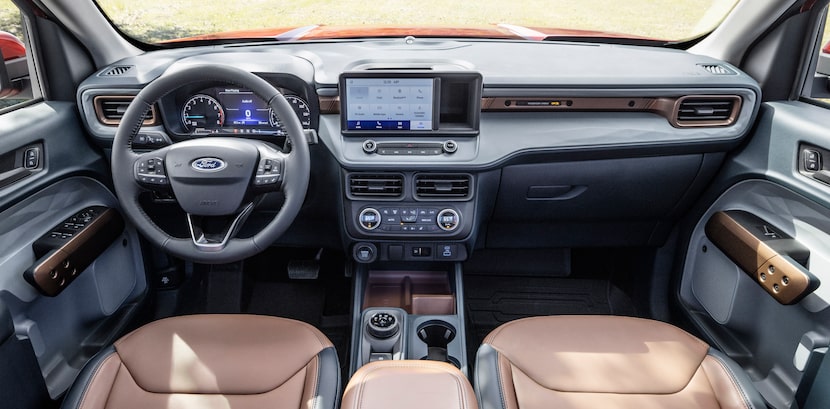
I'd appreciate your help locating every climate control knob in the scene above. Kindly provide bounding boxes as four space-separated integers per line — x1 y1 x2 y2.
436 209 460 232
358 208 381 230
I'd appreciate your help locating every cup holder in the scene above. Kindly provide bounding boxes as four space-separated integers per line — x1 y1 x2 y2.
417 320 459 367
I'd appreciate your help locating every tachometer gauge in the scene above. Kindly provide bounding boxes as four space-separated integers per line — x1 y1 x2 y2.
182 94 224 132
270 95 312 129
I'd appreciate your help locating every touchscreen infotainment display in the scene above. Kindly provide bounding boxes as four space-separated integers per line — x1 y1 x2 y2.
344 78 435 131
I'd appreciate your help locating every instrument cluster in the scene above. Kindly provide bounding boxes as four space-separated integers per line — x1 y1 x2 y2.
175 86 313 137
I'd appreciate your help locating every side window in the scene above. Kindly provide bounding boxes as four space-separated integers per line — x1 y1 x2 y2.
0 0 32 109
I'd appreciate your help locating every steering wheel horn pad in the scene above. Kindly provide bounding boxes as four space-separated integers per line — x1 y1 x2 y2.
165 138 258 216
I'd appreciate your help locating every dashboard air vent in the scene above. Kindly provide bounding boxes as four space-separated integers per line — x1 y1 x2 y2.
349 173 404 198
673 95 741 127
414 174 471 200
698 64 735 75
92 95 158 126
99 65 134 76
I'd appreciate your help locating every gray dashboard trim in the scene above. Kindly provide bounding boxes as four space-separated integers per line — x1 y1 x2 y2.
319 87 758 169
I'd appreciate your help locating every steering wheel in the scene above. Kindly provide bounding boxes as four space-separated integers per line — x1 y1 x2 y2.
111 64 310 264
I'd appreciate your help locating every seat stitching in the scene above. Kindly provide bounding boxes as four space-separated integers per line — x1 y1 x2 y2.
77 353 118 409
707 355 754 409
309 356 320 409
497 353 511 409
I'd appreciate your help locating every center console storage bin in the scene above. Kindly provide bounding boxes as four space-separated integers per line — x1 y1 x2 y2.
363 270 455 315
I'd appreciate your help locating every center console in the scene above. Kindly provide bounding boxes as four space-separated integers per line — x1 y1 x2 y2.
349 264 469 376
340 71 480 376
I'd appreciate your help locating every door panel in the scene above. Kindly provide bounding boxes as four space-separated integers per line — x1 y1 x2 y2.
679 101 830 409
0 102 147 401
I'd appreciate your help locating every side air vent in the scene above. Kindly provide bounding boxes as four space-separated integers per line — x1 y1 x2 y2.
414 174 472 200
349 173 404 198
672 95 741 128
698 64 736 75
99 65 134 77
92 95 158 126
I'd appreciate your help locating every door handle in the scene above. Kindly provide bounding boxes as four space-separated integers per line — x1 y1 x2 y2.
706 211 819 305
0 143 41 189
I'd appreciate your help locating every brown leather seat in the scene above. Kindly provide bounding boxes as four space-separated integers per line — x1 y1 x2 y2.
342 360 477 409
475 315 766 409
60 314 340 409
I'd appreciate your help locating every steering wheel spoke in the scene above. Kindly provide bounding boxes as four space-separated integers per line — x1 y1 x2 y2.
186 202 255 252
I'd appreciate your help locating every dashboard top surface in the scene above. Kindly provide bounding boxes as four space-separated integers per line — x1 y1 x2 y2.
77 38 762 169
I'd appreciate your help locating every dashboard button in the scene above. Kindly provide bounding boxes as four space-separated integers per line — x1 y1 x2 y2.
353 243 377 263
437 209 460 232
363 139 378 154
358 208 381 230
437 244 458 259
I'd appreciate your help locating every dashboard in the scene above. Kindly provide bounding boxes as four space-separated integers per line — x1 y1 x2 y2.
74 38 762 261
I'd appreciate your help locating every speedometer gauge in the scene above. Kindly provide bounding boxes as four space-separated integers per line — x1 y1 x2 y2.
270 95 311 129
182 94 224 132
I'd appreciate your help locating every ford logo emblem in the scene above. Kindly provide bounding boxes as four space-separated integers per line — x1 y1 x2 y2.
191 158 226 172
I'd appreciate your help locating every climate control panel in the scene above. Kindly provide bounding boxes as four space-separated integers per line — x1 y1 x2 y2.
357 206 461 233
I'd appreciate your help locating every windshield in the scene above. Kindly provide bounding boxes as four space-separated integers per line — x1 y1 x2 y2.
95 0 739 44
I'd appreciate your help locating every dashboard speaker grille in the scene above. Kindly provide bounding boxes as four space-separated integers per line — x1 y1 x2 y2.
673 95 740 127
99 65 134 76
92 95 158 126
349 173 404 198
414 174 471 200
698 64 736 75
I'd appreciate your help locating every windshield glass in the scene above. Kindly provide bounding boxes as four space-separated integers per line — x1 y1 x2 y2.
95 0 739 44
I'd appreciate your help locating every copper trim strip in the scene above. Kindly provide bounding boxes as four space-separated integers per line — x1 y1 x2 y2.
29 208 125 296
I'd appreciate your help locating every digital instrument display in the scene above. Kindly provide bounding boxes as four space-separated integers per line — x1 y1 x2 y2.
180 87 311 134
217 89 270 126
343 78 436 131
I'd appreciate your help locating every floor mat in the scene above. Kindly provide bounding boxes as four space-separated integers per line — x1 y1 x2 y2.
241 248 352 383
464 275 638 366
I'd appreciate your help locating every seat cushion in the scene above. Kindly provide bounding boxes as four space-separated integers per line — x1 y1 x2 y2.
475 315 765 409
61 314 340 409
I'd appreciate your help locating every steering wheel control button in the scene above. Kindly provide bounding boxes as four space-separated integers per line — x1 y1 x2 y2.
135 157 168 185
362 139 378 154
443 140 458 154
359 208 381 230
134 133 170 148
254 158 283 186
354 243 378 263
437 209 460 232
367 312 399 339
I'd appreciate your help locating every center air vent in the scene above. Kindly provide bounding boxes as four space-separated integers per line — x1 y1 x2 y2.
92 95 158 126
349 173 404 198
414 174 471 200
673 95 741 128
